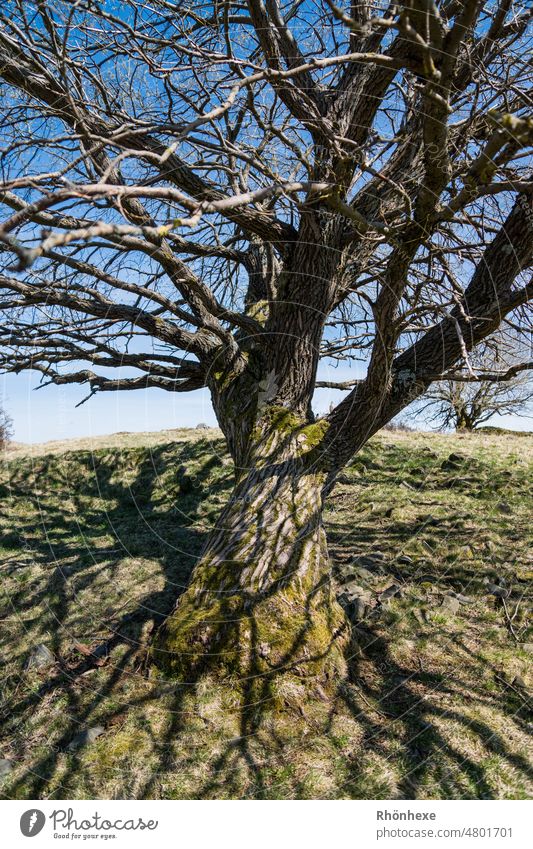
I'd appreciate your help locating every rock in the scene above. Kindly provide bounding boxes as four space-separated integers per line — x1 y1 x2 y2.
496 502 513 515
258 642 271 659
177 466 196 495
336 554 385 582
357 457 382 470
338 585 372 622
449 592 474 605
195 423 209 429
67 726 105 752
449 452 468 463
354 553 386 571
418 514 440 527
441 594 460 614
380 583 402 601
179 477 195 495
487 584 510 598
335 562 355 582
353 567 376 584
335 473 351 485
521 643 533 653
413 608 427 625
27 643 55 670
345 597 369 622
0 759 13 779
441 452 469 471
368 550 386 562
512 675 528 690
440 460 459 472
397 554 414 565
341 581 367 599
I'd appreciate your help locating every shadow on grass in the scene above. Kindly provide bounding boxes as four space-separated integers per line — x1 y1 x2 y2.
0 438 531 799
0 438 230 797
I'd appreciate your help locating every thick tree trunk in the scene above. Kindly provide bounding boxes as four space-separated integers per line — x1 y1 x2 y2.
153 412 349 700
454 406 475 431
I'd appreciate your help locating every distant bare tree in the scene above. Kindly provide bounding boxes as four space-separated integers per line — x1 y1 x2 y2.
413 337 533 430
0 406 13 449
415 371 532 431
0 1 532 705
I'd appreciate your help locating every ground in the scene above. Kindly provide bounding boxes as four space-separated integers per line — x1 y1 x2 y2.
0 427 531 800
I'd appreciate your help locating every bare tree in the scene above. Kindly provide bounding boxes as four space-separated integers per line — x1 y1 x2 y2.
0 1 532 703
416 372 532 431
0 406 12 449
413 336 533 429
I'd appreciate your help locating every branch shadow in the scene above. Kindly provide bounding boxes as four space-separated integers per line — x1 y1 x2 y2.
0 436 530 799
0 437 231 798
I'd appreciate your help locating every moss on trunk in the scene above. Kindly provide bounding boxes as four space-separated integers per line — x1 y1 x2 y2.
152 417 349 706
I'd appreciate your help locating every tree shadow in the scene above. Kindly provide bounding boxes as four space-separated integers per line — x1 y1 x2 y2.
0 438 231 798
335 625 532 799
0 438 530 799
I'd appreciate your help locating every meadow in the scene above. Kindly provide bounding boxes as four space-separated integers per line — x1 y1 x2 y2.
0 427 531 799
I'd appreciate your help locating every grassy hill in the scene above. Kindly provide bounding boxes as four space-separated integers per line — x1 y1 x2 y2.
0 428 531 799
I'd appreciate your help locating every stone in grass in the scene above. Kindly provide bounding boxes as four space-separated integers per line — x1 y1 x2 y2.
413 607 427 625
67 726 105 753
354 553 386 572
441 452 469 472
449 592 474 605
336 555 385 584
380 584 402 602
0 759 13 779
27 643 55 670
496 502 513 515
448 452 468 463
177 465 196 495
340 581 367 600
353 567 377 584
338 584 372 622
440 594 460 614
334 472 351 485
487 584 511 599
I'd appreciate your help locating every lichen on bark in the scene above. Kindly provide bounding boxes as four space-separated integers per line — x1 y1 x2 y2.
152 410 348 703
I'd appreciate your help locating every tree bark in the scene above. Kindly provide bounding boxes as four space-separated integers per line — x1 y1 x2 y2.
153 410 349 699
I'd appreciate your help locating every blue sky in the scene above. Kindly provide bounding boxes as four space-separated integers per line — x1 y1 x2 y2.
1 361 358 443
0 3 530 444
2 367 531 443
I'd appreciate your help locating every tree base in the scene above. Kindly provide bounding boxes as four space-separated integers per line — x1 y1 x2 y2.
152 429 350 710
151 576 349 710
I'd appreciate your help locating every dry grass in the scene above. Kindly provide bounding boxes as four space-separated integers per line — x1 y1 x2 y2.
0 427 531 799
3 426 220 460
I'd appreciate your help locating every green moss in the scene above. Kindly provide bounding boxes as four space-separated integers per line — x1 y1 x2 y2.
300 418 330 451
251 406 329 458
246 299 269 325
153 527 348 696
